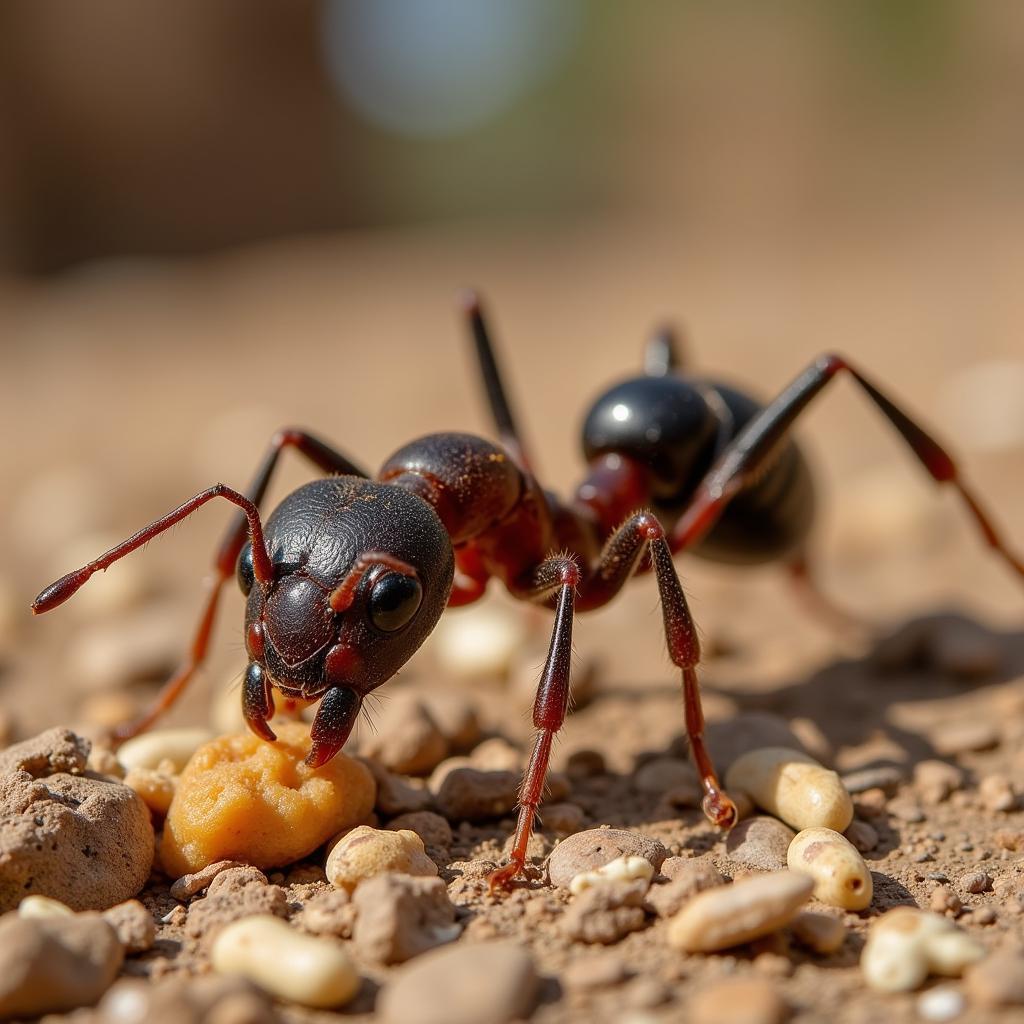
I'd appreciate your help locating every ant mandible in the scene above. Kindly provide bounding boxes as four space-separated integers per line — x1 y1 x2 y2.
32 293 1024 890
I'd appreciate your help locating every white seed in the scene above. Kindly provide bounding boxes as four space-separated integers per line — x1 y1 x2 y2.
787 827 872 910
917 985 966 1022
326 826 438 892
861 908 985 993
18 895 74 919
211 914 360 1008
117 728 214 773
569 855 655 896
667 870 813 953
725 747 853 832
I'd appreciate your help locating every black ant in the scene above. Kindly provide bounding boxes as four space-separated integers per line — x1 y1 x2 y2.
32 293 1024 890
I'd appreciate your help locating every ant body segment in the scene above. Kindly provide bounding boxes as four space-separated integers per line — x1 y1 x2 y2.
33 294 1024 889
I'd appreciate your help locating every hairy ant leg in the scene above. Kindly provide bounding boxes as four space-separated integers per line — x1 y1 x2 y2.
488 555 580 892
671 354 1024 582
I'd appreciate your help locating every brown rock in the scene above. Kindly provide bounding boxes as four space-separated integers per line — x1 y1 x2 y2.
691 977 790 1024
547 828 668 889
296 889 355 938
387 811 453 849
541 802 585 834
169 860 247 902
102 899 156 954
185 867 288 947
727 816 796 872
960 870 993 894
0 727 91 777
913 760 965 803
978 774 1018 812
0 767 154 912
0 912 124 1018
352 873 459 963
435 768 519 822
362 758 433 816
379 941 539 1024
844 819 879 853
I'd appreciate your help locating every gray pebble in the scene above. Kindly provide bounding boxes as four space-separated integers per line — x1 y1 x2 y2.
353 873 459 964
726 816 796 872
435 768 519 822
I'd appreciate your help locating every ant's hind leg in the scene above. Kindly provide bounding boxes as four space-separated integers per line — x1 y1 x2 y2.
671 354 1024 584
489 555 580 892
578 511 737 830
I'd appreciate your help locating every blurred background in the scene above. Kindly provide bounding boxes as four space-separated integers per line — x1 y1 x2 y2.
1 1 1022 742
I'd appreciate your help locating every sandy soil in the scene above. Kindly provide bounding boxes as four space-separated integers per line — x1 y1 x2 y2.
1 219 1023 1021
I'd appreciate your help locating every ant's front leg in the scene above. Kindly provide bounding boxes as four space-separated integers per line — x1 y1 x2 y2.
488 555 580 892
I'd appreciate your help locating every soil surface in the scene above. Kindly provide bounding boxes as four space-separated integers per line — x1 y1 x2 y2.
1 222 1023 1022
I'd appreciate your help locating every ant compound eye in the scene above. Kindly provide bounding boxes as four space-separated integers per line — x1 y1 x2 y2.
368 573 423 632
237 542 255 596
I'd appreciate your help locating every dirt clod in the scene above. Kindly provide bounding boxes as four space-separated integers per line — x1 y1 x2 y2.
691 976 790 1024
434 767 520 822
102 899 156 954
352 872 459 963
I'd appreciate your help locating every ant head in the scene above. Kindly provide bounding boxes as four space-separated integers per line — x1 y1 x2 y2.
582 374 719 507
238 479 454 702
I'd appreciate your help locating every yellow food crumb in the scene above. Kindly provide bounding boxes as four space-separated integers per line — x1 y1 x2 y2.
160 722 376 875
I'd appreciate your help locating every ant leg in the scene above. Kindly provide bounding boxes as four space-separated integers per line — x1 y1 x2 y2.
577 512 738 828
644 324 686 377
461 290 536 475
31 485 274 742
671 354 1024 582
489 555 580 892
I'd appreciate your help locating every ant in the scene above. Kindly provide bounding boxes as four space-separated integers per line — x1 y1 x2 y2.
32 293 1024 890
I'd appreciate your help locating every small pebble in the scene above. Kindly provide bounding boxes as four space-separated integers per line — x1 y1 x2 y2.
212 915 360 1008
565 749 606 779
387 811 453 849
169 860 247 901
363 759 433 816
470 737 523 772
0 912 124 1018
352 873 460 964
790 910 846 954
435 768 520 822
379 941 539 1024
667 871 814 953
563 954 630 990
978 774 1017 812
101 899 156 954
633 756 699 797
959 871 992 895
888 798 926 824
326 825 437 892
690 976 790 1024
548 828 668 889
930 886 962 916
296 889 355 938
417 691 482 751
726 816 796 873
840 765 904 796
845 819 879 853
963 949 1024 1007
916 985 965 1022
185 867 288 945
542 802 585 834
123 763 177 817
914 760 965 804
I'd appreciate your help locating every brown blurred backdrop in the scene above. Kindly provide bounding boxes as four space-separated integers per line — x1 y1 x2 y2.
1 1 1022 736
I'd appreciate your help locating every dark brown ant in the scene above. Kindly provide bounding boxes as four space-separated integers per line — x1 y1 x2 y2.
32 293 1024 890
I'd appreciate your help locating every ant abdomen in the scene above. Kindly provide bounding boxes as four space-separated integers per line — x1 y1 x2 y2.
581 375 719 507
